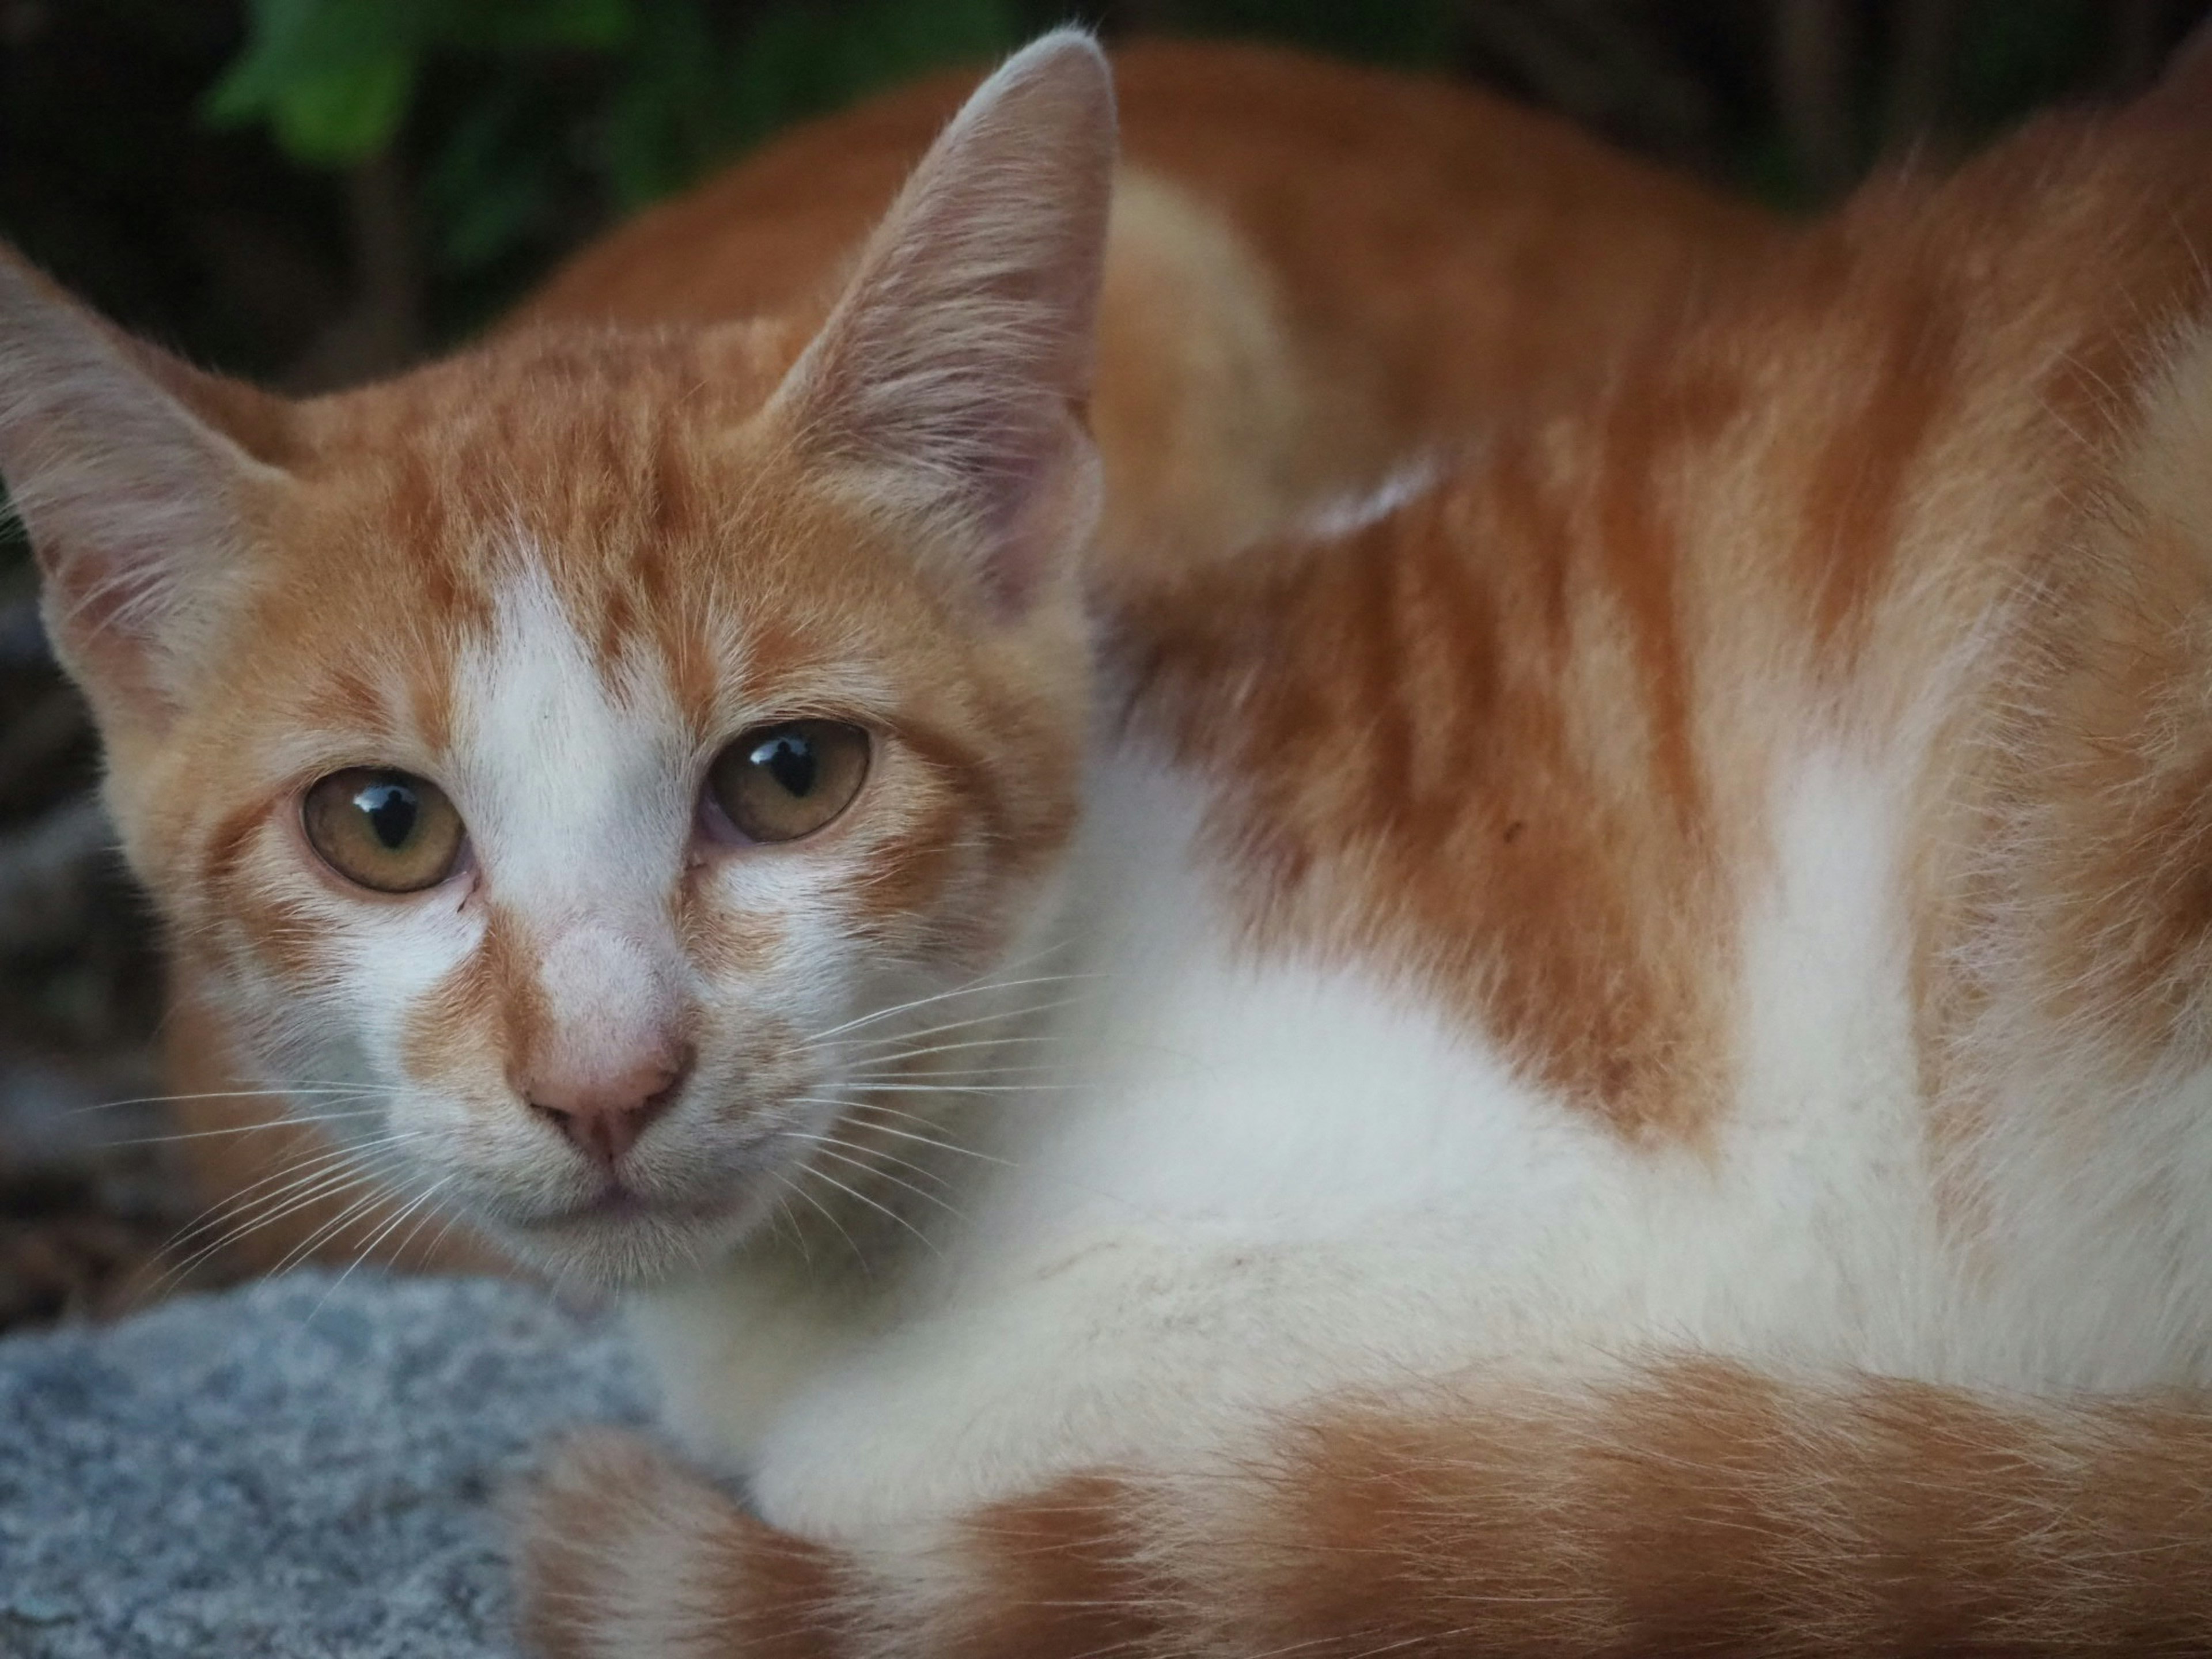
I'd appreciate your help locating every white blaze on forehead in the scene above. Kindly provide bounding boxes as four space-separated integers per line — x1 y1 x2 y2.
450 559 695 916
445 560 702 1084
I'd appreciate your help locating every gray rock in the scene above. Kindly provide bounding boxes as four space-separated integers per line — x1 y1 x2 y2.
0 1271 652 1658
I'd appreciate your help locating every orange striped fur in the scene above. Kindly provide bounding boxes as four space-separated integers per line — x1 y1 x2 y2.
507 33 2212 1659
520 1367 2212 1659
19 24 2212 1659
137 37 1776 1272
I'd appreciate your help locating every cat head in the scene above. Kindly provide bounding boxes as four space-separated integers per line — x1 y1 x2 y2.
0 32 1113 1281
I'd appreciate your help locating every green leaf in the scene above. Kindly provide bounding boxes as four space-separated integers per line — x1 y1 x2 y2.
438 0 636 52
422 73 578 271
270 51 415 163
203 0 423 163
204 0 635 167
597 0 721 207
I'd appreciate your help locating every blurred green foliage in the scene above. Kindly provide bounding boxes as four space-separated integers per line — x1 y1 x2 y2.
207 0 1037 288
204 0 636 166
196 0 1524 299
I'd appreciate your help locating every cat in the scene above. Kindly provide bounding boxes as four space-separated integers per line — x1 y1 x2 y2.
17 22 2212 1657
136 35 1777 1275
525 30 2212 1656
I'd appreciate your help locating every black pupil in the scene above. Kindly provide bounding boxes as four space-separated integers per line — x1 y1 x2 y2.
357 781 419 850
751 731 817 797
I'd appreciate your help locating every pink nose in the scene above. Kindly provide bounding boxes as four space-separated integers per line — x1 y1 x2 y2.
527 1049 689 1168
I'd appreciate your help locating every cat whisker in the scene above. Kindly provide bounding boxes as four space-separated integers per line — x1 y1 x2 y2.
834 1066 1071 1090
130 1157 391 1303
309 1175 455 1318
790 1160 940 1257
139 1128 433 1285
408 1202 473 1278
154 1128 421 1250
62 1085 391 1117
391 1194 461 1273
805 972 1094 1047
95 1108 393 1149
150 1156 393 1284
779 1130 964 1202
770 1196 819 1278
844 1080 1081 1096
815 991 1090 1054
834 1034 1066 1070
802 1148 968 1227
263 1180 419 1282
792 1104 1016 1168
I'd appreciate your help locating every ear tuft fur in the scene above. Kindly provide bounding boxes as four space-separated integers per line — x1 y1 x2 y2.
0 244 287 725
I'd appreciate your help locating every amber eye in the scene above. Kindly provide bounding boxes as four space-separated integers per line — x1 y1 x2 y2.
706 720 870 844
302 768 466 893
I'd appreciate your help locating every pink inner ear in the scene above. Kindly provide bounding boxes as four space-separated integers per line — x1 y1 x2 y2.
770 33 1116 613
0 245 287 725
978 404 1103 615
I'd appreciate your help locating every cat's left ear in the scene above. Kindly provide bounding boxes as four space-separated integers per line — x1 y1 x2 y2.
0 244 293 734
767 31 1116 614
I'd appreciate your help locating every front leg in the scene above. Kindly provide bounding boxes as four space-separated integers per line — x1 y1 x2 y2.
517 1431 844 1659
525 1361 2212 1659
514 1432 1159 1659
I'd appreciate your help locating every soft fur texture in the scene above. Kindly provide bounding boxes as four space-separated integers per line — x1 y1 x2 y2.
132 36 1778 1272
16 25 2212 1659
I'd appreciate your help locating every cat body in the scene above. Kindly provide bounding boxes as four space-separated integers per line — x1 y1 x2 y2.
635 92 2212 1540
145 39 1774 1271
13 25 2212 1658
635 733 1979 1540
520 35 2212 1652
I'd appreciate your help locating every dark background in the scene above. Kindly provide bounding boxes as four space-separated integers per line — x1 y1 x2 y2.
1 0 2205 1326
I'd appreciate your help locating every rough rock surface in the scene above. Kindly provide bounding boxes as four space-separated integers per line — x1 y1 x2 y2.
0 1271 651 1658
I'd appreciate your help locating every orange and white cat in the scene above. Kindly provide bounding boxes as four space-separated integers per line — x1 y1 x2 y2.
141 36 1775 1270
14 24 2212 1659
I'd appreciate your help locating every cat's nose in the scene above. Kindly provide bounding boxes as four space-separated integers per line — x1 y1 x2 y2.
528 1047 690 1168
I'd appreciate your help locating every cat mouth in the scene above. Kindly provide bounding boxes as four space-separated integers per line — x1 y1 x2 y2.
566 1183 656 1221
520 1181 714 1229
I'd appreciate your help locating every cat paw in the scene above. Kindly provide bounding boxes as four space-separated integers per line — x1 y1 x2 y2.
514 1429 839 1659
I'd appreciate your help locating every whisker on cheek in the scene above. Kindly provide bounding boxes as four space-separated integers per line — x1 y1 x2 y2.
781 1130 963 1196
263 1179 425 1281
62 1085 402 1118
834 1032 1066 1069
308 1175 456 1318
791 1161 941 1256
787 1104 1017 1166
96 1107 394 1149
153 1127 423 1253
132 1123 443 1297
813 994 1092 1061
804 969 1096 1047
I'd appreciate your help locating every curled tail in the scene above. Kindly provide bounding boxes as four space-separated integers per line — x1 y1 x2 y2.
516 1357 2212 1658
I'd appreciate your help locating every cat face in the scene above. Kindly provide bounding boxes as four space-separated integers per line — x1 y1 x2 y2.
0 33 1112 1281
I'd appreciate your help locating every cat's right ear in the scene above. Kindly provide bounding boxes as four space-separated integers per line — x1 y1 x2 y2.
766 31 1116 617
0 243 291 733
